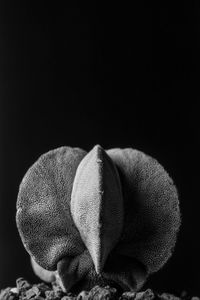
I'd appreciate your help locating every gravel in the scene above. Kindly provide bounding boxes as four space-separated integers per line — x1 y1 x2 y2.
0 278 198 300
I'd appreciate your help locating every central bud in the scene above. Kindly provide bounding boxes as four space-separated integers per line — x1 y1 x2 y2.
71 145 124 274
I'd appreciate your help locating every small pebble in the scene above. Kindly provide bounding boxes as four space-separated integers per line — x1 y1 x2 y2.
16 278 31 292
158 293 180 300
10 289 18 295
121 291 136 299
77 291 89 300
25 286 40 299
45 291 56 300
36 284 51 295
0 288 17 300
135 290 154 300
88 285 117 299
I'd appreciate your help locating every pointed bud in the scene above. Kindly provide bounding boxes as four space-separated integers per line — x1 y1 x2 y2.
71 145 123 274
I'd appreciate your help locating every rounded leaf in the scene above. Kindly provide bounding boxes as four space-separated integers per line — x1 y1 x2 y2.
16 146 86 270
107 148 181 274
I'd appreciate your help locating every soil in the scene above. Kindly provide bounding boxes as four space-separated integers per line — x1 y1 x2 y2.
0 278 198 300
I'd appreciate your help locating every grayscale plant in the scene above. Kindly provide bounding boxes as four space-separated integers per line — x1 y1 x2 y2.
16 145 181 293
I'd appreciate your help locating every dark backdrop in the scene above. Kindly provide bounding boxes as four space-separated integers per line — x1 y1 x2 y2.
0 0 199 295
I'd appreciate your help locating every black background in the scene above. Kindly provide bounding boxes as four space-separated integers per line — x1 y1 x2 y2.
0 0 199 295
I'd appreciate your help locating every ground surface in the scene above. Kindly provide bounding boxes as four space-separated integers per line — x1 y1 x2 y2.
0 279 198 300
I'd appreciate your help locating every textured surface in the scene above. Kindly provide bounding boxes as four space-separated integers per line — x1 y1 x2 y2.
16 146 181 292
71 145 123 274
107 148 181 274
16 147 87 270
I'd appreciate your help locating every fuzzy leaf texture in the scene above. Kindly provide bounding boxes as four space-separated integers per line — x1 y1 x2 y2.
16 145 181 293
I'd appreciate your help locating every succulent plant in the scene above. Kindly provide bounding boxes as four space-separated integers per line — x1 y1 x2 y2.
16 145 181 293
